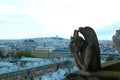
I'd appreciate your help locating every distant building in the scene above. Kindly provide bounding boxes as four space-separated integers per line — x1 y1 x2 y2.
0 45 17 57
35 46 55 52
24 39 35 43
32 46 55 58
52 48 70 53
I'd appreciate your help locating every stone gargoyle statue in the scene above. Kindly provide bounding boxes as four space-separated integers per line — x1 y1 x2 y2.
69 26 101 71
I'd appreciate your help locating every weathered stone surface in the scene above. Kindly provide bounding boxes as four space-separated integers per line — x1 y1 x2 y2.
113 29 120 55
65 69 120 80
69 26 101 71
65 73 101 80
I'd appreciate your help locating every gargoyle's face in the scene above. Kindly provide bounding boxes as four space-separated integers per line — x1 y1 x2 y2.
69 36 84 53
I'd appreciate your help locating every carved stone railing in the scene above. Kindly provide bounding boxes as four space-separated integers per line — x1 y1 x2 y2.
0 61 72 80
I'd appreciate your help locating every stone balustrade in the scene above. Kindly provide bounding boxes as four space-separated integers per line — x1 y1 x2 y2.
0 61 72 80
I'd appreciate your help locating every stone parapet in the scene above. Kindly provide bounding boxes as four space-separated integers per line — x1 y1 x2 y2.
0 61 72 80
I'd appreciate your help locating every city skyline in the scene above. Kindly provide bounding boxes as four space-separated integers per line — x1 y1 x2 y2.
0 0 120 40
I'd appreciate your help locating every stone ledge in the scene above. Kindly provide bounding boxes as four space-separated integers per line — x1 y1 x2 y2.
65 70 120 80
75 70 120 78
101 59 120 71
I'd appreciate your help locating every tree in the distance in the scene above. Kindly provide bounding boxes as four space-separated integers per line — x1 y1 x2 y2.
17 50 35 58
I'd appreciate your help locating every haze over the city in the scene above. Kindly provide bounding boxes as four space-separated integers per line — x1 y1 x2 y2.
0 0 120 40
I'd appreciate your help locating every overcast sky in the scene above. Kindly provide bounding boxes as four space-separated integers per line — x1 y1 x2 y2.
0 0 120 40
